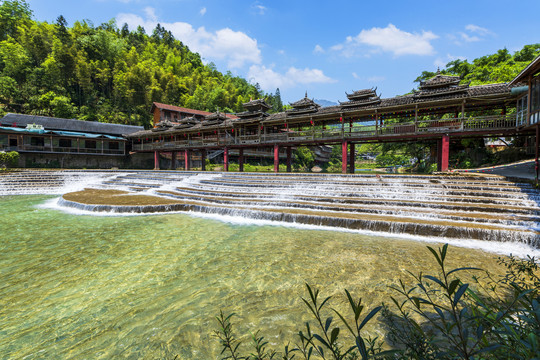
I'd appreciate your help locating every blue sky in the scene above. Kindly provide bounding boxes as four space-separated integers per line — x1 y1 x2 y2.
26 0 540 104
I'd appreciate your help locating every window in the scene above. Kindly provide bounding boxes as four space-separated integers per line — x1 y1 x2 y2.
30 137 45 146
108 141 119 150
59 139 72 148
85 140 96 149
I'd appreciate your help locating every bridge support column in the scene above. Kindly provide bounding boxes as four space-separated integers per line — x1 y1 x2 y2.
286 146 292 172
438 135 450 172
349 143 355 174
342 141 348 174
170 151 176 170
534 124 540 185
224 147 229 172
184 149 190 170
274 144 279 173
239 148 244 172
201 149 206 171
154 151 160 170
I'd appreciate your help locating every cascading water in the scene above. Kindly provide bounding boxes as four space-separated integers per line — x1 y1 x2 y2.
2 169 540 359
6 169 536 248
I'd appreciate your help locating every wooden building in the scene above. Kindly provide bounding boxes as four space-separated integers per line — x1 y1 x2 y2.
0 113 145 168
150 102 238 127
510 54 540 182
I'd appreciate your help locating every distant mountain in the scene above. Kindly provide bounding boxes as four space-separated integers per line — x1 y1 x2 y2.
314 99 338 107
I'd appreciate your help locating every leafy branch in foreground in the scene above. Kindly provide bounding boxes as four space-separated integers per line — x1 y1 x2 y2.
213 244 540 359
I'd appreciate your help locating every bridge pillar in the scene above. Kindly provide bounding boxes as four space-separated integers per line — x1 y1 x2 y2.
154 151 160 170
201 149 206 171
184 149 190 170
239 148 244 172
342 141 348 174
170 151 176 170
286 146 292 172
224 147 229 172
534 124 540 185
349 143 355 174
274 144 280 173
438 135 450 172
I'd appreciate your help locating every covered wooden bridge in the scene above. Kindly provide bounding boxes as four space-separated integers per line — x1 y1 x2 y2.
127 70 533 174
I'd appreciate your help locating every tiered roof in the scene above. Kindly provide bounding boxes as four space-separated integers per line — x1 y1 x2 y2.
173 116 200 129
203 111 228 126
414 70 469 99
340 87 381 108
236 99 272 123
287 92 320 115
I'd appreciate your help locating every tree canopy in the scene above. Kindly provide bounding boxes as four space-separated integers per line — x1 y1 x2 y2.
0 0 283 128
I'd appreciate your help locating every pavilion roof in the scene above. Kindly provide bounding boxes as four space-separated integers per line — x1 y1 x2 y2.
242 99 271 112
289 92 321 109
419 70 461 89
345 88 378 100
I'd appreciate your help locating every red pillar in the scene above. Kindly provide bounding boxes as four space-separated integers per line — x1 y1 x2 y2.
274 144 279 173
184 149 190 170
437 139 442 171
342 141 348 174
349 143 355 174
239 148 244 172
201 149 206 171
286 146 292 172
440 135 450 172
154 151 160 170
224 147 229 172
170 151 176 170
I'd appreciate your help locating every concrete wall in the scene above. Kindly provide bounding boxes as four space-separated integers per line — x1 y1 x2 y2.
18 152 154 169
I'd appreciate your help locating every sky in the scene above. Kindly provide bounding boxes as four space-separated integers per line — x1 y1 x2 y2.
25 0 540 104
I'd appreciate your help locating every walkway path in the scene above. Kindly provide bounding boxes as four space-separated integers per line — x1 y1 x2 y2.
455 159 535 180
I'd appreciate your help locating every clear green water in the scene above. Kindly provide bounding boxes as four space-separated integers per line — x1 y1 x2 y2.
0 195 506 359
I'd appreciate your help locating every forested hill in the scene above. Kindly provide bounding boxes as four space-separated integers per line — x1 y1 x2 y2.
0 0 283 128
415 44 540 85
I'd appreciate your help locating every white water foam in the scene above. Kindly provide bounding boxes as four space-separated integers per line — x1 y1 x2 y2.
39 197 540 259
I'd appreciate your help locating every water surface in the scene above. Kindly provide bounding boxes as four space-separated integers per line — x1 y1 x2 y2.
0 195 521 358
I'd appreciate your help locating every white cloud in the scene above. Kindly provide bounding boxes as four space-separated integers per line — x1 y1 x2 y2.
143 7 157 22
277 49 285 55
459 32 480 43
452 25 494 46
313 44 324 54
116 9 261 68
248 65 335 90
465 24 492 36
355 24 437 56
434 54 467 69
330 24 437 58
200 7 207 16
352 72 359 79
252 3 267 15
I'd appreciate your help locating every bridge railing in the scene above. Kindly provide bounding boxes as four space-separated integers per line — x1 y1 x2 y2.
132 114 520 151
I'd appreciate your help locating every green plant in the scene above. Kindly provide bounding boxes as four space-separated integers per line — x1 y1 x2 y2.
0 150 19 168
213 245 540 359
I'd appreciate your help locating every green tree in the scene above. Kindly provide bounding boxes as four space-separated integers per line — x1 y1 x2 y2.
0 0 32 41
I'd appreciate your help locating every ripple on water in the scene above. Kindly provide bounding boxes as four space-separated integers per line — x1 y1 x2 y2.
0 195 527 358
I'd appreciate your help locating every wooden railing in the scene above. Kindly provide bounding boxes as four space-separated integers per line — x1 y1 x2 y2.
5 144 125 155
132 114 521 151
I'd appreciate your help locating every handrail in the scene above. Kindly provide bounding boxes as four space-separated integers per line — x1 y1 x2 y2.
132 114 520 151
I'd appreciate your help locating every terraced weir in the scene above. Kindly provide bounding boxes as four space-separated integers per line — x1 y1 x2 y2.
35 170 540 248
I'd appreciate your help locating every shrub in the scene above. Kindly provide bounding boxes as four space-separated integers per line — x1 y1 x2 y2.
0 150 19 168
